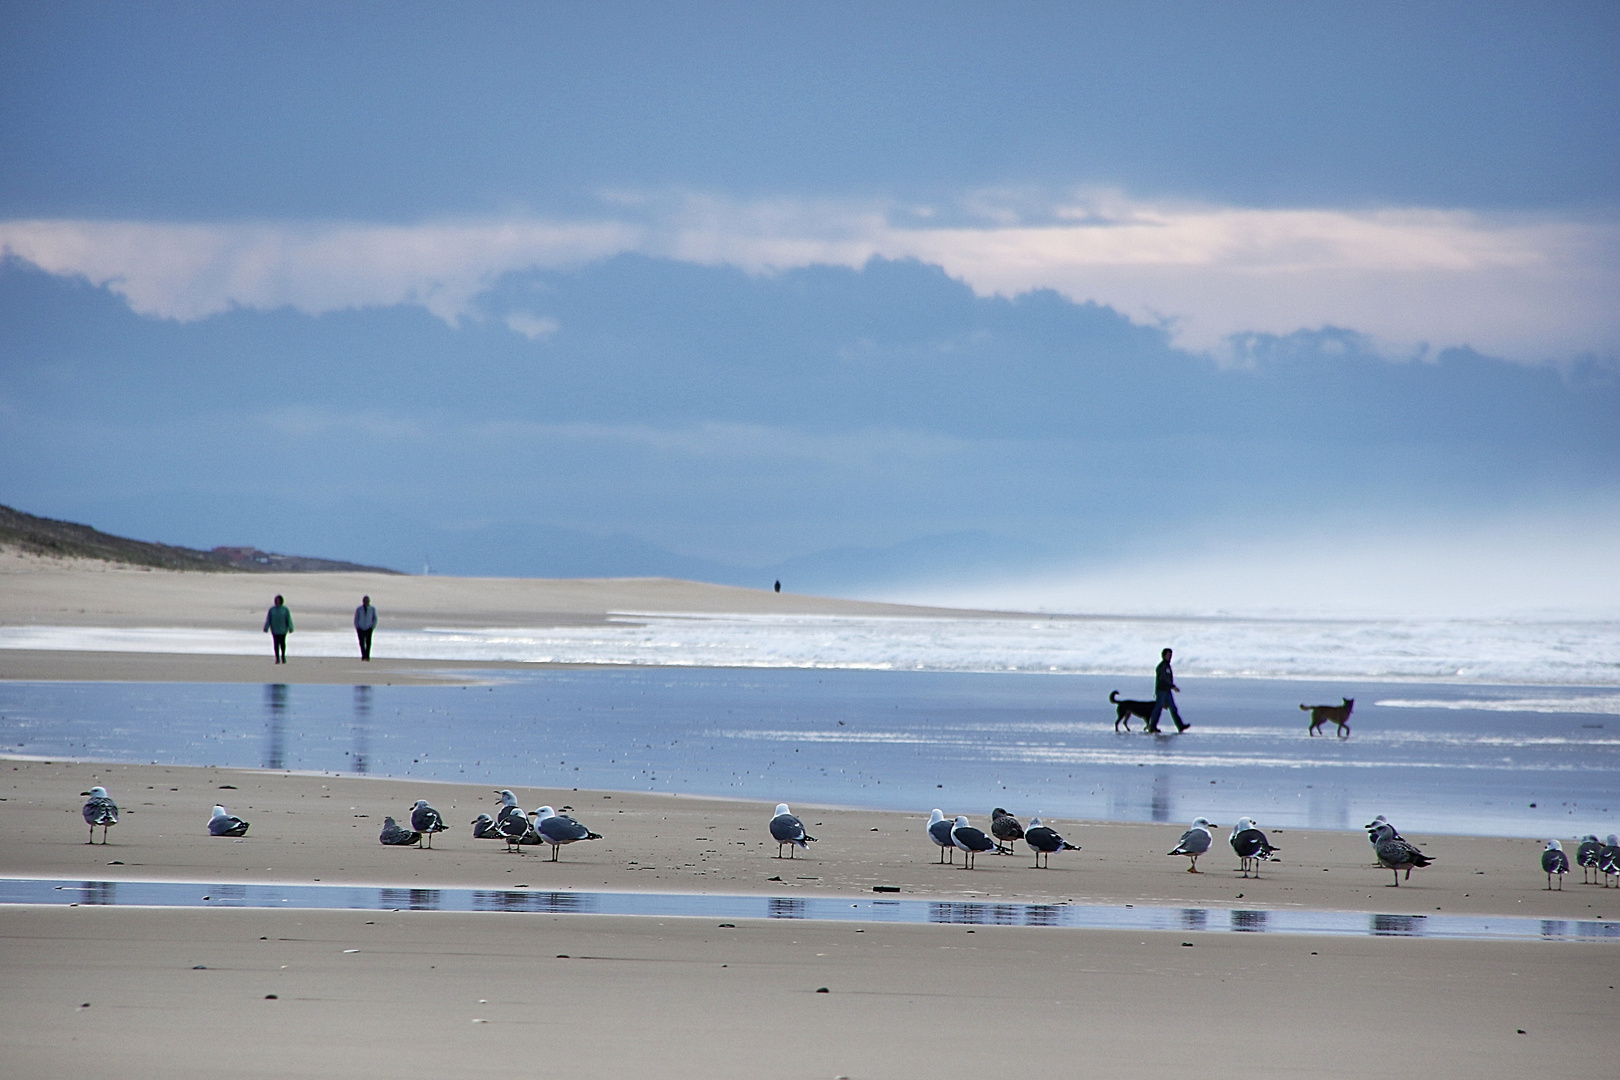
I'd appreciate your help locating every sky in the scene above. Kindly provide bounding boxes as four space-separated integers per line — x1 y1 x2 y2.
2 2 1617 615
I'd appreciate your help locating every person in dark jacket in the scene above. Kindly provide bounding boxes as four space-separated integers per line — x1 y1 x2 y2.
263 595 293 664
1146 647 1188 733
354 595 378 660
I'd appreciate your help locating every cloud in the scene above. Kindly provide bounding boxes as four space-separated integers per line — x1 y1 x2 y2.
4 193 1615 361
504 312 559 340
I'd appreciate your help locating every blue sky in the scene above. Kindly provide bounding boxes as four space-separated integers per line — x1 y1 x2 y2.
2 3 1617 613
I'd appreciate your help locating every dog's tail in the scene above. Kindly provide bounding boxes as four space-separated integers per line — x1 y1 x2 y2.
1111 691 1122 703
1298 704 1311 712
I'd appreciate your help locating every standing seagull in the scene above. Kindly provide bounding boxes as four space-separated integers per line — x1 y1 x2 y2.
379 816 422 846
1168 817 1215 873
1365 815 1402 865
1575 834 1602 885
769 804 817 858
495 807 533 853
1601 835 1620 888
80 786 118 844
990 808 1025 854
208 805 250 837
1541 840 1570 890
1023 816 1080 869
950 816 998 869
927 809 956 864
410 799 448 848
1370 823 1433 886
533 806 602 861
493 790 526 829
1229 818 1280 877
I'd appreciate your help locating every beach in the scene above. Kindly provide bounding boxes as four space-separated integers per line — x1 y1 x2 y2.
1 559 1615 1078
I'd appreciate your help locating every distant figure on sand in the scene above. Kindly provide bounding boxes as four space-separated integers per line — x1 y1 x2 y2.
263 595 293 664
1147 648 1188 733
354 595 378 660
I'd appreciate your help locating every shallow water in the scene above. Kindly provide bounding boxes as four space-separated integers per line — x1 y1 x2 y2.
2 670 1615 838
2 877 1613 942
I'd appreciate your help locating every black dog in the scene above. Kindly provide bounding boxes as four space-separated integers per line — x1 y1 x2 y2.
1110 690 1156 732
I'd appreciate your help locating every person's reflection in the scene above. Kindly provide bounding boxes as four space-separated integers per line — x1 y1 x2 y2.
352 685 372 774
1150 770 1172 823
264 683 288 770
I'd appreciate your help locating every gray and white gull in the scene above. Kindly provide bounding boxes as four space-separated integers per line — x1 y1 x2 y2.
1168 817 1215 873
533 806 602 861
208 805 250 837
80 786 118 844
1023 816 1080 869
1229 818 1279 877
769 804 817 859
950 815 997 869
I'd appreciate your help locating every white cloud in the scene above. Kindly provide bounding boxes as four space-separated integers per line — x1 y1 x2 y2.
3 190 1616 361
504 312 559 339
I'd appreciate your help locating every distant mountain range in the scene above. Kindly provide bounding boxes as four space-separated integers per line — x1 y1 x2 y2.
0 504 402 575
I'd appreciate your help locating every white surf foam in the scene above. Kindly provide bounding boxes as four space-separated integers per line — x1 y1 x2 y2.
3 612 1618 685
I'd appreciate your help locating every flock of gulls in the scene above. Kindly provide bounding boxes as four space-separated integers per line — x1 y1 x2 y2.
77 785 1620 888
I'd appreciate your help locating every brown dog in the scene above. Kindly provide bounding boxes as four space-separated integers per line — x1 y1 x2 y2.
1301 698 1353 738
1111 690 1156 732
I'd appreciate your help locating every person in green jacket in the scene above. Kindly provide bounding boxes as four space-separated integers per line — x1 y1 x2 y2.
263 595 293 664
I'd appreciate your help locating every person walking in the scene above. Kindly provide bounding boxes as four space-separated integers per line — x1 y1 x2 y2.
1147 647 1188 733
354 595 378 661
263 595 293 664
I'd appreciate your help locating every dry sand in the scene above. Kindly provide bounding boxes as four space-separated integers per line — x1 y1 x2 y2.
0 547 1000 630
1 762 1615 1079
0 550 1024 684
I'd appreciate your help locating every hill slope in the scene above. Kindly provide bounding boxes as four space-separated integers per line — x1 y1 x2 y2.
0 504 401 574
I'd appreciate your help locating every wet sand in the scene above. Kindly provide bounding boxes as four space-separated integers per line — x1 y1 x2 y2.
2 760 1610 919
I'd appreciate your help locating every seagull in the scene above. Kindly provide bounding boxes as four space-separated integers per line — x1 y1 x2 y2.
1365 815 1402 865
208 805 250 837
1601 835 1620 888
495 807 534 853
1229 818 1279 877
927 809 956 864
769 804 817 858
378 816 422 846
471 813 502 839
1023 816 1079 869
410 799 448 848
1541 840 1569 890
533 806 602 861
989 808 1024 854
1168 817 1215 873
494 789 529 827
80 786 118 844
1370 823 1433 886
950 815 997 869
1575 834 1602 884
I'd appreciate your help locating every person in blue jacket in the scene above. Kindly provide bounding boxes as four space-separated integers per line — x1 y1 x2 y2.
263 595 293 664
